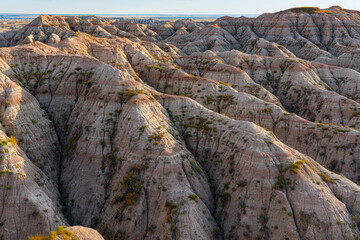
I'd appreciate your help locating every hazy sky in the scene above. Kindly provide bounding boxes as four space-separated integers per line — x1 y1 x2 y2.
2 0 360 15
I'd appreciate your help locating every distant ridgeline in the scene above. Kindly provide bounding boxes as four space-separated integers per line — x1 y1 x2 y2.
278 5 358 14
0 13 259 21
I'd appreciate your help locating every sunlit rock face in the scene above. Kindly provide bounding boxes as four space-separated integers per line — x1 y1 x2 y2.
0 6 360 240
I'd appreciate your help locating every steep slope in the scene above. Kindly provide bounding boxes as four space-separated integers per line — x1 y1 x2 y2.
0 8 359 240
0 73 67 239
0 39 358 240
215 6 360 59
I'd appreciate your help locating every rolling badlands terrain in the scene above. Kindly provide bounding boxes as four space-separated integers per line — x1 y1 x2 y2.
0 5 360 240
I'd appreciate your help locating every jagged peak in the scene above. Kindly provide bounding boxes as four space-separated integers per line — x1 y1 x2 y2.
216 16 237 21
174 18 194 23
2 6 360 240
28 14 70 28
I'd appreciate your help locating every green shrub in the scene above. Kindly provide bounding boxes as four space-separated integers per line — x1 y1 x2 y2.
318 172 330 182
188 194 198 202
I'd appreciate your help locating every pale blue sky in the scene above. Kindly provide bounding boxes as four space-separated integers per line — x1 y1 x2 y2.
2 0 359 15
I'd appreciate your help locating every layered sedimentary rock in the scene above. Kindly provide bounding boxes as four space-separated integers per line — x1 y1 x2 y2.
0 6 360 240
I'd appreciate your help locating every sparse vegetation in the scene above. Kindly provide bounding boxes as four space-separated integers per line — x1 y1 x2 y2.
3 11 360 240
111 164 146 210
188 194 198 202
281 7 335 14
28 226 76 240
318 172 330 183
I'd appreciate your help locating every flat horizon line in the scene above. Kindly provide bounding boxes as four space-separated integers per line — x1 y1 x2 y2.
0 13 259 16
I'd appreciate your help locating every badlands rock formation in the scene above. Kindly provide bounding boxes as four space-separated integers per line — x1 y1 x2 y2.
29 226 104 240
0 6 360 240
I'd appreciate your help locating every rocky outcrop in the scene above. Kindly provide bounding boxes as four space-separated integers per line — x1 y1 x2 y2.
0 121 66 240
29 226 104 240
67 226 104 240
242 38 296 57
215 6 360 60
0 7 360 240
